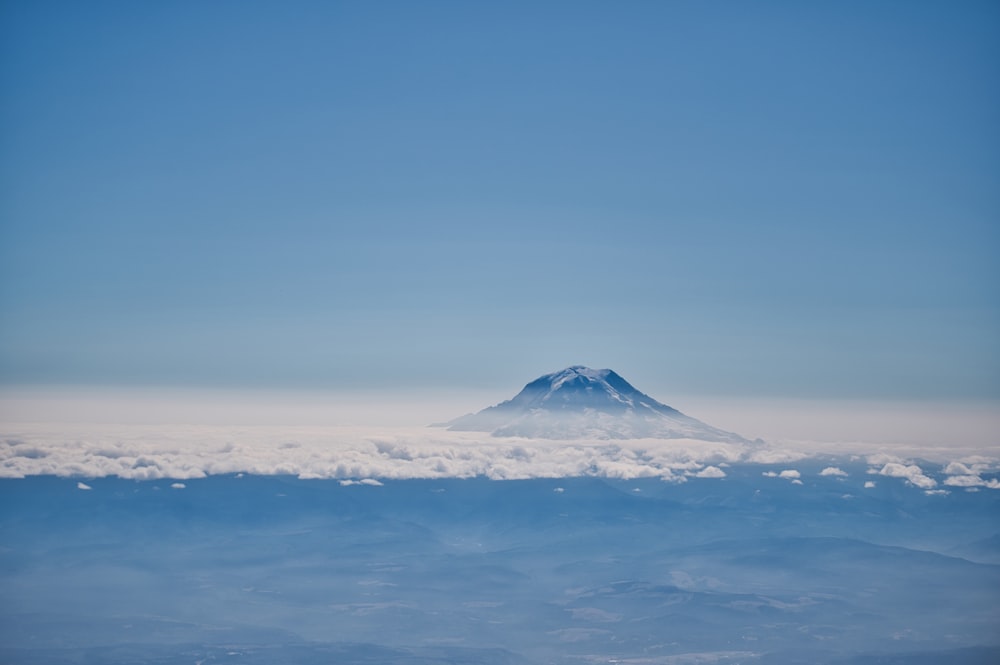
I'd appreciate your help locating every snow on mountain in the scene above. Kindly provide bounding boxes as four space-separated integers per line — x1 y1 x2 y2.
444 366 748 442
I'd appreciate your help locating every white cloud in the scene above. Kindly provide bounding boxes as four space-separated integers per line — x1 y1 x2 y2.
924 489 950 496
339 478 384 487
820 467 848 477
867 453 902 466
943 475 1000 489
553 487 565 493
746 449 809 464
0 422 996 489
941 458 1000 490
761 469 802 482
171 482 186 489
876 463 936 489
943 475 978 487
864 481 876 488
76 481 92 490
944 462 974 475
0 424 750 482
694 465 726 478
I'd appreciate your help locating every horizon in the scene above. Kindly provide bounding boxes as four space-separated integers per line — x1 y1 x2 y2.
3 377 998 449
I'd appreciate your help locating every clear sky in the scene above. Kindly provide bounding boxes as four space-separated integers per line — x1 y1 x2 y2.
1 0 997 400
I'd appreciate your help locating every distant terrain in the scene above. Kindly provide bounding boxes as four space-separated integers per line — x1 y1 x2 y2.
2 468 997 664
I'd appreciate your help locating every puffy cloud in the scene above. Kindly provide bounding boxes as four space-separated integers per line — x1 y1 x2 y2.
76 481 92 490
943 475 1000 489
876 463 936 489
339 479 384 487
820 467 848 477
864 481 876 489
694 466 726 479
791 479 803 485
944 462 974 475
762 469 800 481
170 482 186 489
943 475 979 487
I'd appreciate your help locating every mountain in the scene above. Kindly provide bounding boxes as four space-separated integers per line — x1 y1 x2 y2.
443 365 747 442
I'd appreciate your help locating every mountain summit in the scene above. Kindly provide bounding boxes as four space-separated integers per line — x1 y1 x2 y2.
444 366 746 441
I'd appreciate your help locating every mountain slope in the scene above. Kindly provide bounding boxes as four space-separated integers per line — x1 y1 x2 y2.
444 366 746 441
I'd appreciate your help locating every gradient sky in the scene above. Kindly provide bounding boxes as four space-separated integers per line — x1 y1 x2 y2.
1 1 998 400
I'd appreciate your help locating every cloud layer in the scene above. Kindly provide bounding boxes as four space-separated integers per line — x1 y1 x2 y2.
1 424 748 482
1 422 997 495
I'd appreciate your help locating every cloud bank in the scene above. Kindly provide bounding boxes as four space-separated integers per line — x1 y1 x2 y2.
0 422 997 495
1 424 749 483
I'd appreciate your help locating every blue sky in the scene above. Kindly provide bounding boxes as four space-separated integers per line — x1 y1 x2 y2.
1 1 997 399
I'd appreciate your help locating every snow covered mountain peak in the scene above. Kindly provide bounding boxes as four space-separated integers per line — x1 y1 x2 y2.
547 366 618 390
444 366 747 442
511 366 653 411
